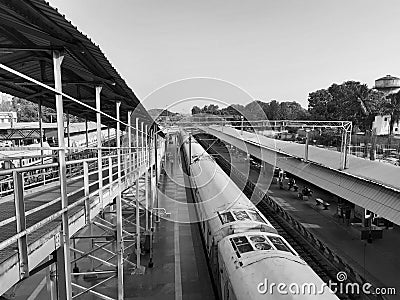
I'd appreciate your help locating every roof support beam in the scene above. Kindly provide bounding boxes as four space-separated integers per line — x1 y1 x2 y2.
0 45 64 52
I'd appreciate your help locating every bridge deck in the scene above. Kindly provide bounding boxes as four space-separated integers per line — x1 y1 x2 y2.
220 126 400 190
203 126 400 225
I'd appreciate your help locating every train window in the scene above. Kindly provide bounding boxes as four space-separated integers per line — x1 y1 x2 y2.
219 212 235 224
231 236 253 254
247 211 265 223
233 211 251 221
254 243 272 250
237 243 253 253
267 236 294 254
250 235 266 243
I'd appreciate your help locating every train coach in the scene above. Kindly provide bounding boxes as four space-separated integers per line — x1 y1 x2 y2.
179 131 339 300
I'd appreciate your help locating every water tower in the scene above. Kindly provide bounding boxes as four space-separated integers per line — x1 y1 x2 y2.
374 74 400 95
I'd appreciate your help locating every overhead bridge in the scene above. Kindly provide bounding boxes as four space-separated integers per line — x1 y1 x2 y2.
0 1 165 299
201 125 400 225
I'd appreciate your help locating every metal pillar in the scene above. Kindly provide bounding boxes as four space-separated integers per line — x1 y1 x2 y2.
14 171 28 280
46 255 56 300
38 99 45 184
189 135 192 165
305 130 310 162
343 123 352 169
135 118 141 267
38 99 44 165
108 126 111 149
85 117 89 148
141 122 144 168
148 130 154 268
96 86 103 211
145 125 149 231
154 132 159 223
136 118 139 168
115 101 124 300
127 111 132 178
67 110 70 149
53 50 72 299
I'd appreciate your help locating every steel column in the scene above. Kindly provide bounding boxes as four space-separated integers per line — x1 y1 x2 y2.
85 117 89 148
135 118 141 267
148 130 154 268
127 111 132 178
95 86 103 211
38 99 44 165
14 171 28 279
154 132 159 223
145 125 149 231
83 161 90 223
38 99 45 184
305 130 310 162
189 135 192 165
53 50 72 299
46 255 57 300
108 126 111 149
141 122 144 167
136 118 139 168
108 156 113 189
67 109 70 149
115 101 124 299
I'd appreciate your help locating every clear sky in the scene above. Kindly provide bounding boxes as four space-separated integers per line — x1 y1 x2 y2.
48 0 400 112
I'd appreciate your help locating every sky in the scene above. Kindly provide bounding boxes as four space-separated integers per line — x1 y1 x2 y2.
47 0 400 112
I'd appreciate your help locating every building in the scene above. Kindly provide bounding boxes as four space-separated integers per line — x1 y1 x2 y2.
373 75 400 135
372 115 400 135
0 112 17 125
375 74 400 95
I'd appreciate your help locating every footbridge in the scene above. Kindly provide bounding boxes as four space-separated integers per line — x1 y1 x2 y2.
0 1 165 299
200 125 400 226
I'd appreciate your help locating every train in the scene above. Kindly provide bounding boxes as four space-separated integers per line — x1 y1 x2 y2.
179 130 339 300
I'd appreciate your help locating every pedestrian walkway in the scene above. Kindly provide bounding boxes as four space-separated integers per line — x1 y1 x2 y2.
232 156 400 299
125 138 215 300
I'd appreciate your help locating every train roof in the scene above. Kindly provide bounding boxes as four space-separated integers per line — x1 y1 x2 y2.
190 158 255 216
219 232 339 299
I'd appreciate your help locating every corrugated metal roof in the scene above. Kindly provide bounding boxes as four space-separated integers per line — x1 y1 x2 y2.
205 127 400 225
0 0 158 133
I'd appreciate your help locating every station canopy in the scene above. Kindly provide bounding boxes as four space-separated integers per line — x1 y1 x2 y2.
0 0 158 133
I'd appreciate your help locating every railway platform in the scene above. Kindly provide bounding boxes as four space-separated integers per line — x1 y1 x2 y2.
232 156 400 299
125 137 215 300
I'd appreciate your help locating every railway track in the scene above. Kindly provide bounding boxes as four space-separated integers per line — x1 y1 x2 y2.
195 133 386 300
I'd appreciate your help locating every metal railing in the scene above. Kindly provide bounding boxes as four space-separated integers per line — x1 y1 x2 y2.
0 147 151 253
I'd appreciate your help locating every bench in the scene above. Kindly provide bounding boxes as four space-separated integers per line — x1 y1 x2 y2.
315 198 330 210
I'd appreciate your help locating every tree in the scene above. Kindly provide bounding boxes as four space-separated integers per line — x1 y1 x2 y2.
308 89 333 120
191 106 201 115
264 100 280 120
13 98 38 122
308 81 387 131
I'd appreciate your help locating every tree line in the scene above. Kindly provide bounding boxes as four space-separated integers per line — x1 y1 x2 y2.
0 97 82 123
191 80 400 133
191 100 309 121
